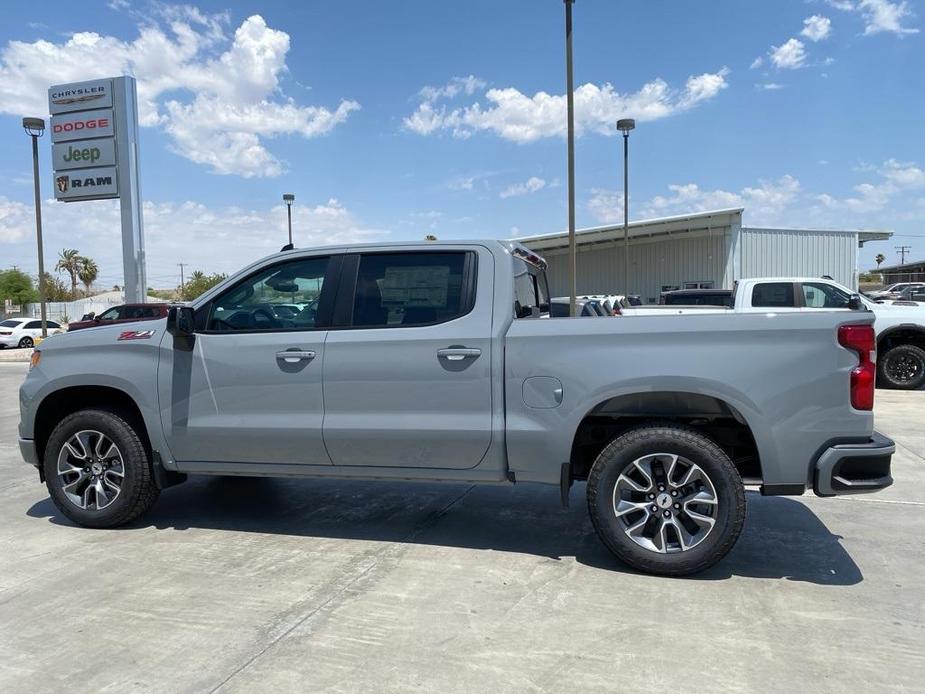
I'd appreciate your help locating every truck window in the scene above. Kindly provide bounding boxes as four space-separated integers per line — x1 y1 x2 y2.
513 258 548 318
751 282 795 308
98 307 122 321
801 282 850 309
208 256 330 331
351 251 471 328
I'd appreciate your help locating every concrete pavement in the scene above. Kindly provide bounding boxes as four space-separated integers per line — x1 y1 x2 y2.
0 361 923 692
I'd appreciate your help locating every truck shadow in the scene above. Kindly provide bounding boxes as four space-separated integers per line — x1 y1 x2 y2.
28 479 861 585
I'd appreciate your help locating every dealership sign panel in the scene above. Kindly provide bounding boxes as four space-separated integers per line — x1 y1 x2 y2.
48 76 147 303
49 78 112 114
52 138 116 170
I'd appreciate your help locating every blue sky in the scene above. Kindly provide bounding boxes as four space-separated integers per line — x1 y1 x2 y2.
0 0 922 289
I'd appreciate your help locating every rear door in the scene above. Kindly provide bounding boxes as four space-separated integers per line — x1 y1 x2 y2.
322 248 494 469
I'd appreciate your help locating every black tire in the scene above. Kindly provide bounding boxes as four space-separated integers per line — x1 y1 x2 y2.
587 423 746 576
43 409 159 528
18 336 34 349
878 344 925 390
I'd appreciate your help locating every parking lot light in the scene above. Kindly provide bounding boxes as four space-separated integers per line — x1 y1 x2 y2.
22 117 48 339
283 193 295 248
617 118 635 298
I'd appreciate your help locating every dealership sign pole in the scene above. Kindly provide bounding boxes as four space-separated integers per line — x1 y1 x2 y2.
48 76 146 303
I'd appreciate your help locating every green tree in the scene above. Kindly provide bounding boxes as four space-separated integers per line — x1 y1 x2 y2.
0 268 38 306
182 271 227 300
875 253 886 269
40 272 70 301
55 248 81 298
77 257 99 296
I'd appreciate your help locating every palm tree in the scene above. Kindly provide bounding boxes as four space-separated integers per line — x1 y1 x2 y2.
55 249 81 298
875 253 886 269
78 257 99 296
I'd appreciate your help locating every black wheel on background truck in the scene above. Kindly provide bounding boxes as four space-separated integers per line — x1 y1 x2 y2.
587 423 746 576
878 344 925 390
43 409 159 528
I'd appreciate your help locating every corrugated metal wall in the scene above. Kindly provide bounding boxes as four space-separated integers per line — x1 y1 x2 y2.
543 230 730 303
739 228 858 289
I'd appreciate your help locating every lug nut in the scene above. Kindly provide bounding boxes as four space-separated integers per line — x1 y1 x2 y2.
674 503 680 510
650 505 658 513
671 490 678 497
658 485 665 492
663 510 671 518
648 493 655 500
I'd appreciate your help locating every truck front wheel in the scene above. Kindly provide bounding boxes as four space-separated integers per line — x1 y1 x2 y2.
878 344 925 390
43 409 160 528
587 423 746 576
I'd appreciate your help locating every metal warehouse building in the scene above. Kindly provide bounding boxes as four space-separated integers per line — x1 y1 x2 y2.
517 208 891 304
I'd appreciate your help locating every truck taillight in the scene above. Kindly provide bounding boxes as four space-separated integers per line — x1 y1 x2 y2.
838 324 876 410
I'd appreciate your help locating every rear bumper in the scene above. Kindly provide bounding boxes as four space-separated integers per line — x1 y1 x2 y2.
19 438 38 467
813 431 894 497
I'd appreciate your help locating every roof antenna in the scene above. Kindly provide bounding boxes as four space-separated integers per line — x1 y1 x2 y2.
280 243 294 252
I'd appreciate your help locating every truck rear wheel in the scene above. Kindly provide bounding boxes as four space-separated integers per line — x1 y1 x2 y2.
587 423 746 576
878 344 925 390
43 409 159 528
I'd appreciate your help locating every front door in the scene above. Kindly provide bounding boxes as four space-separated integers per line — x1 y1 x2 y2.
322 248 494 469
159 253 338 466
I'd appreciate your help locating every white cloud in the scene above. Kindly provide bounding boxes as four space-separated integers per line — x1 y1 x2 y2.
857 0 919 35
769 38 807 69
757 82 785 90
0 197 31 243
749 56 764 69
500 177 547 199
588 175 801 226
825 0 919 35
404 68 730 142
801 15 833 41
816 159 925 213
0 12 359 177
0 196 385 284
418 75 487 103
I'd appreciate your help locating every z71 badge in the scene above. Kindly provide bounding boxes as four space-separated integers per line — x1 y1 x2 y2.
118 330 156 341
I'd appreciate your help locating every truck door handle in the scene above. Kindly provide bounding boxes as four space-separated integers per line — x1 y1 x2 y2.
276 349 316 363
437 347 481 361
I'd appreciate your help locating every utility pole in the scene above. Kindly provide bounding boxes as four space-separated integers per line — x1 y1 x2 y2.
564 0 577 317
896 246 912 265
178 263 187 300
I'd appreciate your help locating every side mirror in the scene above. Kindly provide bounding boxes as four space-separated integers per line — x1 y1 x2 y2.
848 294 863 310
167 305 195 337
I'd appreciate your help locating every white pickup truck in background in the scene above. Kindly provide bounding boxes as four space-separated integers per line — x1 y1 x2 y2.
621 277 925 390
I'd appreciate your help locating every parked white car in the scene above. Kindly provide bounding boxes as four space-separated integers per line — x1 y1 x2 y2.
0 318 63 349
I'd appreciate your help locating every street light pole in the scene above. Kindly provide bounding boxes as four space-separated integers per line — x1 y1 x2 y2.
564 0 577 317
23 117 47 338
617 118 635 298
283 193 295 248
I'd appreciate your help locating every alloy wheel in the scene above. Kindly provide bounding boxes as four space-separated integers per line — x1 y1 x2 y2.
56 430 125 510
886 353 922 384
612 453 718 553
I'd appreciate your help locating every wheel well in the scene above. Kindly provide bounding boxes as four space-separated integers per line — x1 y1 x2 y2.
879 327 925 353
569 392 761 483
33 386 151 466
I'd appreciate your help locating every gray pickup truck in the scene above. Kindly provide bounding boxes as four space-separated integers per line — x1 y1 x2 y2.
18 241 894 575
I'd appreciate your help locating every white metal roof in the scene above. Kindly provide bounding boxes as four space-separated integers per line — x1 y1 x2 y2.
514 207 891 250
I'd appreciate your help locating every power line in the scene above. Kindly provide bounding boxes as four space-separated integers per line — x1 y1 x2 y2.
895 245 913 264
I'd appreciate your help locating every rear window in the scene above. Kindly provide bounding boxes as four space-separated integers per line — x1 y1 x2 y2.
751 283 795 308
0 320 21 327
351 251 470 328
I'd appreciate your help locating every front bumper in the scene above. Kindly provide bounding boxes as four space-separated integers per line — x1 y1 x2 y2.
19 438 38 467
814 431 894 496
